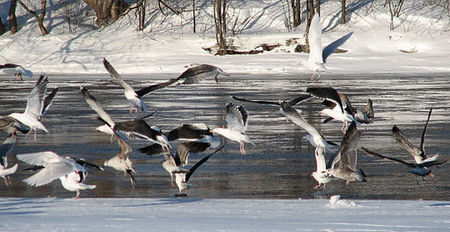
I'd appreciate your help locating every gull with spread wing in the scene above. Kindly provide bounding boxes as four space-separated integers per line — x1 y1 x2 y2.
304 14 353 81
17 151 100 199
211 103 255 155
103 58 178 112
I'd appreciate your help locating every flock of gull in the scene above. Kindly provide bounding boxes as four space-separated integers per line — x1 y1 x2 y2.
1 14 448 199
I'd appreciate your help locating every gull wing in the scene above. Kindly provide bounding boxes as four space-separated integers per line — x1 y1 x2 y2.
80 87 115 128
177 64 217 84
338 122 360 171
138 144 164 156
0 135 16 167
117 137 132 160
306 87 343 113
103 58 135 93
392 125 423 161
226 103 249 132
185 144 224 182
289 94 312 106
361 147 414 168
361 99 374 119
135 78 178 97
24 75 47 120
40 87 59 119
322 32 353 63
419 108 433 157
315 147 327 172
232 95 280 106
280 101 322 139
308 13 323 64
17 151 64 167
22 161 75 187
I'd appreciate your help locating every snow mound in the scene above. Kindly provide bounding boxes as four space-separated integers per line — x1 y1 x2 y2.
327 195 358 208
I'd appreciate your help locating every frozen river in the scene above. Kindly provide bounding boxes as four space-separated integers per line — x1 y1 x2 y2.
0 73 449 200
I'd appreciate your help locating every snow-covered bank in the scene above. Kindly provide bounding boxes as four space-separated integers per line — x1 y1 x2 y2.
2 197 449 231
1 1 449 76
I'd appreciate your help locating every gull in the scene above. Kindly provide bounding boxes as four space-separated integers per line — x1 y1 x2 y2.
325 121 367 185
279 100 338 155
0 135 18 186
392 108 440 164
81 87 170 149
104 136 137 189
17 151 99 199
311 146 334 190
361 147 447 178
139 123 221 166
307 86 361 132
211 103 255 155
172 145 224 197
304 14 353 81
0 63 33 80
103 58 178 112
176 64 230 84
7 75 59 139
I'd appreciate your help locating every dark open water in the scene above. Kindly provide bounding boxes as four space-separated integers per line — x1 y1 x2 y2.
1 73 449 200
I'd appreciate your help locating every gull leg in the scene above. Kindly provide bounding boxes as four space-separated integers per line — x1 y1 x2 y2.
4 177 9 186
73 190 81 200
240 143 246 155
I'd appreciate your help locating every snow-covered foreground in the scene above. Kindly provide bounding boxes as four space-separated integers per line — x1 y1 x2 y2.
2 196 449 231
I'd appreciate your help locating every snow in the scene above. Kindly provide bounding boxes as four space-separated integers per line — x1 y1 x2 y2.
1 1 450 230
0 1 449 76
2 196 450 231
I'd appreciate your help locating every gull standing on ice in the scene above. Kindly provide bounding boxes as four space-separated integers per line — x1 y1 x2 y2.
103 58 178 112
326 122 367 185
211 103 255 155
304 14 353 81
17 151 99 199
0 63 33 80
7 75 59 139
176 64 230 84
0 135 18 186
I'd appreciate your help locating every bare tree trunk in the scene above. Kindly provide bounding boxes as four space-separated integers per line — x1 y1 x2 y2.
291 0 301 28
214 0 227 55
9 0 18 34
0 17 5 35
341 0 346 24
192 0 196 33
17 0 48 36
305 0 315 48
83 0 129 27
137 0 146 31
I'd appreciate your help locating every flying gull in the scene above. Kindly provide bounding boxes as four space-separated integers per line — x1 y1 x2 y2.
139 123 220 166
304 14 353 81
210 103 255 155
0 135 18 186
103 58 178 112
176 64 230 84
172 145 224 197
306 86 363 132
17 151 101 199
325 121 367 185
81 87 171 149
392 108 440 164
7 75 59 139
104 136 137 188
